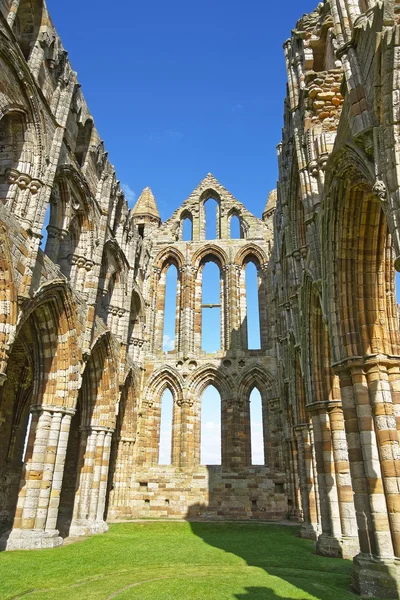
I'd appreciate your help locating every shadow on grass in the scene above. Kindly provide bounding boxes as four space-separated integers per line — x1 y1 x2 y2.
187 503 355 600
235 589 308 600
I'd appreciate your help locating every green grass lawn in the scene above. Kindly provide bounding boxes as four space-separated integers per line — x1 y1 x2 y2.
0 522 358 600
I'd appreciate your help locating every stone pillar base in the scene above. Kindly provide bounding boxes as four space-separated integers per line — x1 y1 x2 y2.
2 528 63 551
351 553 400 599
340 536 360 560
316 533 344 558
68 519 109 538
299 523 319 541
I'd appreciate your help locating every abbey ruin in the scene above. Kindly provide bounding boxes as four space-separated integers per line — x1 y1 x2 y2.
1 0 400 597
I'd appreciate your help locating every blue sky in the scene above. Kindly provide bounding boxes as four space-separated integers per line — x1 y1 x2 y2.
46 0 319 219
45 0 320 464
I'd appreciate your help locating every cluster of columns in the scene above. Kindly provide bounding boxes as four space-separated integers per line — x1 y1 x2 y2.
69 426 114 537
3 404 117 549
107 437 136 519
292 358 400 596
6 405 75 549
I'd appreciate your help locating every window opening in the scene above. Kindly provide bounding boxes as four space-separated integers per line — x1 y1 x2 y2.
250 388 264 465
159 389 173 464
21 411 32 463
201 261 221 353
201 385 221 465
230 214 241 239
246 262 261 349
74 119 93 167
13 0 44 61
182 217 193 241
41 200 51 250
205 198 218 240
163 264 178 352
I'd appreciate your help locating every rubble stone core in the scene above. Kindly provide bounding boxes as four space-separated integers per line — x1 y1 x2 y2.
1 0 400 598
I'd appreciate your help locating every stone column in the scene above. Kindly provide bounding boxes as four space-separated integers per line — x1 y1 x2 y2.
286 437 301 519
222 398 250 469
193 268 202 352
311 407 343 557
238 267 248 349
69 426 114 537
223 264 234 350
327 403 359 559
294 424 320 540
150 267 162 353
364 362 400 556
229 265 242 350
179 265 195 356
178 399 196 468
387 364 400 442
338 365 400 598
108 437 135 519
96 430 113 525
171 400 182 467
267 399 284 471
5 405 75 550
258 265 268 351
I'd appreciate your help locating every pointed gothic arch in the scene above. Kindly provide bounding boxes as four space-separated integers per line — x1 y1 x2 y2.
12 0 45 62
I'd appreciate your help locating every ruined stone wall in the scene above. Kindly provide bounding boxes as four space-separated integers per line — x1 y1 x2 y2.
275 1 400 597
115 174 287 521
0 0 146 549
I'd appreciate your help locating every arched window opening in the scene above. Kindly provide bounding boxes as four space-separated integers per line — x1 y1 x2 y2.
250 388 264 465
182 216 193 241
312 38 326 72
201 385 221 465
128 291 142 343
245 262 261 349
75 119 93 167
230 214 241 239
0 111 27 203
163 264 178 352
57 398 85 537
205 198 219 240
202 261 221 353
13 0 44 61
333 182 400 357
21 411 32 463
159 389 173 465
40 200 51 250
311 29 337 72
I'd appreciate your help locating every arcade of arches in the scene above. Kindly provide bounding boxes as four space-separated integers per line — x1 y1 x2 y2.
1 0 400 598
